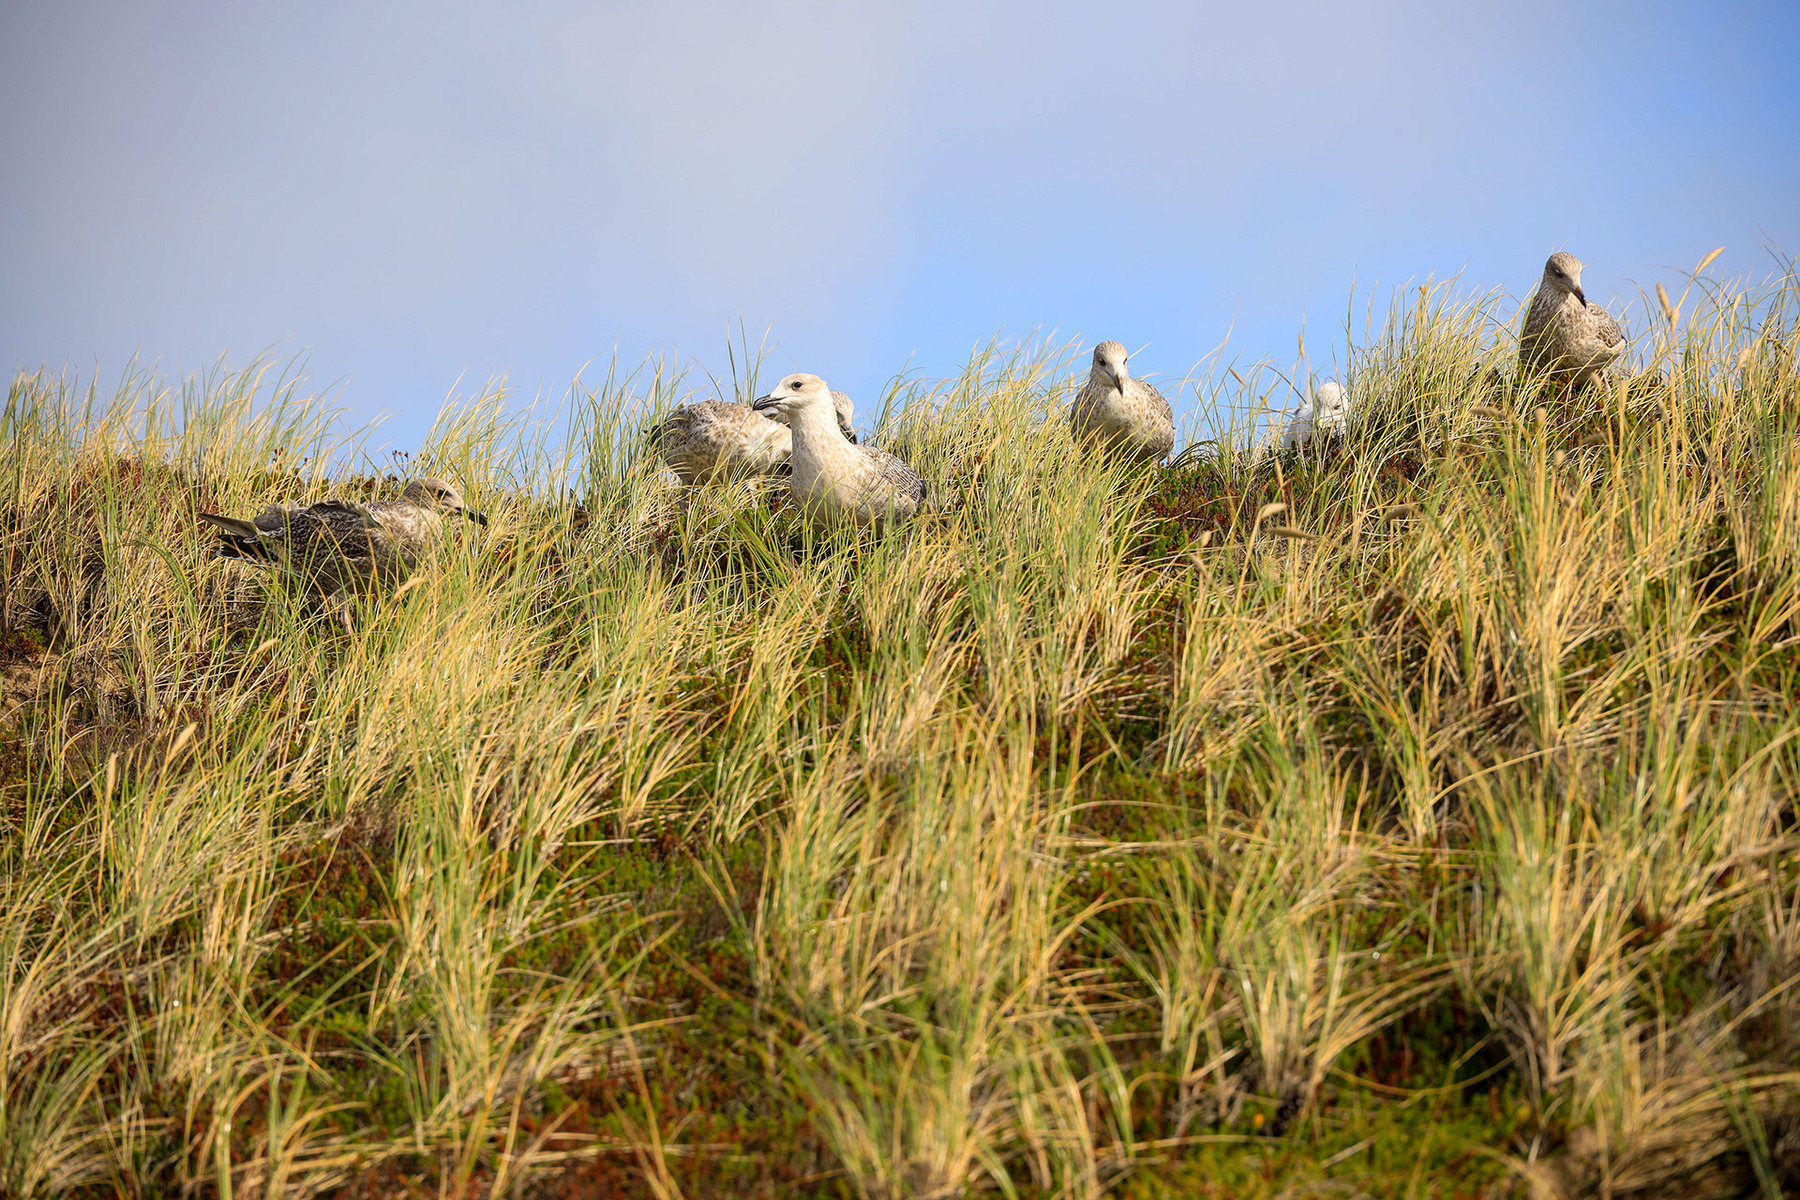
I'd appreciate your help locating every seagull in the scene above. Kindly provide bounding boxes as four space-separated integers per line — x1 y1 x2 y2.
752 374 924 530
198 476 486 629
1281 380 1349 451
1070 340 1176 466
1519 252 1627 389
657 392 856 485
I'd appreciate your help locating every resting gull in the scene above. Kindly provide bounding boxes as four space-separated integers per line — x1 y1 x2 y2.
657 392 856 485
199 476 486 628
1519 252 1627 388
1281 380 1349 451
752 374 924 530
1071 340 1176 465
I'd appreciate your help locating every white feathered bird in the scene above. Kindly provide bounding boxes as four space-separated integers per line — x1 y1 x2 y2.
1070 340 1176 465
752 373 925 530
656 393 856 486
1281 380 1349 451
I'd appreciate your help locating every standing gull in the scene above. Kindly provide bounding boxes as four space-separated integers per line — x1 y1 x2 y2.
1519 252 1627 388
657 392 856 485
1071 341 1176 465
752 374 925 530
1281 380 1350 451
199 476 486 629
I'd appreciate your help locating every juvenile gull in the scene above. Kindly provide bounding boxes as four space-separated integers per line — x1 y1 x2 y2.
657 392 856 485
199 476 486 628
1519 252 1627 388
1281 380 1349 451
1071 341 1176 465
752 374 924 530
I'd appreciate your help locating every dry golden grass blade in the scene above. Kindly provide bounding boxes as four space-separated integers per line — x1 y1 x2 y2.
5 269 1800 1196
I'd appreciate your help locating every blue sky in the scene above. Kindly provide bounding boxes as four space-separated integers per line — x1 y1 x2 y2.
4 1 1797 450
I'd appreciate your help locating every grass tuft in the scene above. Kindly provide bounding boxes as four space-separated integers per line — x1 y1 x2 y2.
6 261 1800 1196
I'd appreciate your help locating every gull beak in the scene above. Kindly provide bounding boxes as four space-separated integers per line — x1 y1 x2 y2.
465 508 488 526
751 393 777 412
1573 285 1587 307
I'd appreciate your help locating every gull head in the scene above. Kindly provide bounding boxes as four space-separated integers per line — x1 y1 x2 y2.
1314 380 1347 419
1542 252 1587 306
753 373 838 424
402 477 488 525
1091 340 1131 391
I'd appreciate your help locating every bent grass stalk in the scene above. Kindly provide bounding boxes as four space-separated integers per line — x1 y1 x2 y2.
3 260 1800 1196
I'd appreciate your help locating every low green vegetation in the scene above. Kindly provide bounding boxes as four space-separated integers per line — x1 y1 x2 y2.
4 260 1800 1198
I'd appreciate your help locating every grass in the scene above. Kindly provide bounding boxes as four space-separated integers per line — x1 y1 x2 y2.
4 255 1800 1198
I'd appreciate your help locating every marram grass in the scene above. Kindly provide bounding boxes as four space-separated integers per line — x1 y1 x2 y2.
4 262 1800 1199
